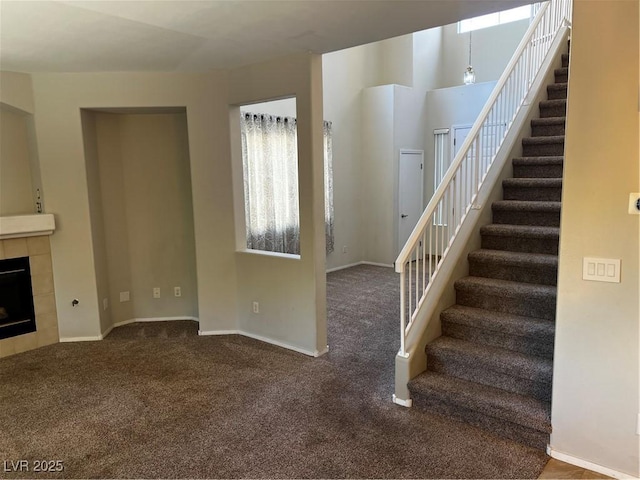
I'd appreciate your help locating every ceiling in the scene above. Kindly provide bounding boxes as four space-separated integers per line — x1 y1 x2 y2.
0 0 530 73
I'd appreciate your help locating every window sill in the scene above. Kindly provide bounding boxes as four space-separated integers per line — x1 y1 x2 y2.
236 249 301 261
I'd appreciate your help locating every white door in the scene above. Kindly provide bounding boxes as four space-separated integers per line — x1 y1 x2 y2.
398 150 424 253
452 125 472 158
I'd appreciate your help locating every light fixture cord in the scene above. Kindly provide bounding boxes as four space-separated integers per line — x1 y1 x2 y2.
468 31 472 66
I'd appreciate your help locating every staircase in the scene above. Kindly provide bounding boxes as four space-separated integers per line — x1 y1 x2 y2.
407 52 569 451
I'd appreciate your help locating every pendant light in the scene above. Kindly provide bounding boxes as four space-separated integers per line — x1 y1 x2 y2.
464 31 476 85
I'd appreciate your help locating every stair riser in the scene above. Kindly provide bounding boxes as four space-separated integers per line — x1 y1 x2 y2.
562 54 569 68
532 123 565 136
555 71 568 83
492 209 561 227
503 186 562 202
513 164 564 178
469 260 557 285
426 355 552 402
522 142 565 156
481 234 559 254
455 287 556 320
411 395 549 450
547 87 568 101
540 103 567 118
441 322 554 359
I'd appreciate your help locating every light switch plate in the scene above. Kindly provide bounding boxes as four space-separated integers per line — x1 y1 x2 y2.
583 257 621 283
629 193 640 214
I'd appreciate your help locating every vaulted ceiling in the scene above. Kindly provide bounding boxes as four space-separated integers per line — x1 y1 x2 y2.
0 0 530 73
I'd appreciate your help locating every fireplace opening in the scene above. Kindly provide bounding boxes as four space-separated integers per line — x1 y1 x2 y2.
0 257 36 340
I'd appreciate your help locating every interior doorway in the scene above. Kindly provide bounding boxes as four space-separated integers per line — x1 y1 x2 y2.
398 149 424 254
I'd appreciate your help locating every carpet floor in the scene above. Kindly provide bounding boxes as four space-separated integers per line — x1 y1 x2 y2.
0 264 548 479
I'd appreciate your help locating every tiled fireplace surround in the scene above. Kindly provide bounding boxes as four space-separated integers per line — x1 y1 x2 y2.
0 235 59 358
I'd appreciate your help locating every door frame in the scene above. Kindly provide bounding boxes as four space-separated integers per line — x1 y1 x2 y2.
397 149 425 257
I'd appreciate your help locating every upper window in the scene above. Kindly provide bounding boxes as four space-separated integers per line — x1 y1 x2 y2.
458 5 534 33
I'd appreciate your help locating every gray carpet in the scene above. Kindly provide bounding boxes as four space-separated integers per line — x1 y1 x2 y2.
0 264 548 479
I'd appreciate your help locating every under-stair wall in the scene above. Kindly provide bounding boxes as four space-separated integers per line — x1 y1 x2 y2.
395 28 571 402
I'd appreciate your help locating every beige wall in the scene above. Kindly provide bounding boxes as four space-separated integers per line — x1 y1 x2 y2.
552 0 640 476
229 53 327 355
439 19 529 88
30 72 238 339
83 111 198 331
0 71 35 114
1 107 34 215
81 110 112 334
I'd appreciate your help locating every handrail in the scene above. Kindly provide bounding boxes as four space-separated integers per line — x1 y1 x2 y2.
395 0 572 357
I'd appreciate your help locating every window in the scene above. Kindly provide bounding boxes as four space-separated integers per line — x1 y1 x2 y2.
458 5 534 33
240 112 334 256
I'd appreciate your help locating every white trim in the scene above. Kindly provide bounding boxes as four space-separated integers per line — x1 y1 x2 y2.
59 335 103 342
198 329 327 357
326 261 394 273
547 447 639 480
392 394 413 407
326 261 363 273
132 316 198 323
236 331 324 357
361 261 394 268
198 329 240 336
0 214 56 240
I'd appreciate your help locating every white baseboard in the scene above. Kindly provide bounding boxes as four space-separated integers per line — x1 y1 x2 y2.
326 261 362 273
361 261 394 268
547 447 639 479
198 329 240 336
198 329 326 357
326 261 394 273
392 394 413 407
59 335 103 342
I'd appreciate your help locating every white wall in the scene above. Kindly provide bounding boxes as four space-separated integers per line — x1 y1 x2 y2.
423 81 496 204
240 98 296 117
551 1 640 476
0 107 34 216
439 19 529 88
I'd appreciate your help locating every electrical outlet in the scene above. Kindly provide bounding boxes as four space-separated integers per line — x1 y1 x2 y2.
153 287 161 299
252 301 259 314
174 286 181 297
103 298 108 311
342 245 348 253
119 291 130 302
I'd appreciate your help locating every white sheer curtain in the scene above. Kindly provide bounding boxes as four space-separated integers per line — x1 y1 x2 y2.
240 112 334 255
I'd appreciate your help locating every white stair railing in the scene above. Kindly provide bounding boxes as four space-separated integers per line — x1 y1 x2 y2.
395 0 572 357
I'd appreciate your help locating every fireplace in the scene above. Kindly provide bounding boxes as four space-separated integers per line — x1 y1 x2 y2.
0 256 36 340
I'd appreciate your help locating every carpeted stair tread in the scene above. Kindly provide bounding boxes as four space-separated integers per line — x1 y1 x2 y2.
512 156 564 166
480 224 560 254
502 178 562 202
468 249 558 270
503 178 562 188
539 99 567 118
531 117 565 128
441 305 555 343
561 53 569 67
546 83 568 100
408 371 552 433
427 336 553 385
454 276 557 320
554 67 568 82
492 200 561 213
455 276 556 299
522 135 564 146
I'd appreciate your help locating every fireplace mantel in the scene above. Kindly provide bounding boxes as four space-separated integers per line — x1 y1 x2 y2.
0 214 56 240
